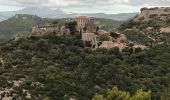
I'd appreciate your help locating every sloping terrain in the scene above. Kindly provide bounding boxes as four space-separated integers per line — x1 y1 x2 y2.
119 8 170 46
0 14 44 42
0 33 169 99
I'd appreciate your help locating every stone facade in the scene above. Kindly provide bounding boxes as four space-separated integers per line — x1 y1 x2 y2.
76 16 96 33
11 24 71 41
12 33 28 41
82 33 98 48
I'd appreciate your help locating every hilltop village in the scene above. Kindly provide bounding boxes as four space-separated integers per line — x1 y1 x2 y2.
12 16 132 51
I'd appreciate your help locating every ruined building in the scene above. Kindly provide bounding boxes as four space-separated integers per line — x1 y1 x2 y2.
82 33 98 48
31 25 70 36
76 16 96 33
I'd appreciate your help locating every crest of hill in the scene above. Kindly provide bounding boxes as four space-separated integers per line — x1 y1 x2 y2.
0 14 44 42
119 7 170 31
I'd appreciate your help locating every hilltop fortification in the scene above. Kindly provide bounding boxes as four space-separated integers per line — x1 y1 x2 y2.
135 7 170 20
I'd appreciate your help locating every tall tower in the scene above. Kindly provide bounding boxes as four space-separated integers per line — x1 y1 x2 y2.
76 16 96 33
76 16 88 33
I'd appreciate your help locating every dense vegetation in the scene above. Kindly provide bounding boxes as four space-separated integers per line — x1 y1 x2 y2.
0 32 170 100
93 85 170 100
92 87 151 100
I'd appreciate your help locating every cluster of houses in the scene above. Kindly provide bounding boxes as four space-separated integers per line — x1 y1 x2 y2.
77 16 128 51
12 16 146 51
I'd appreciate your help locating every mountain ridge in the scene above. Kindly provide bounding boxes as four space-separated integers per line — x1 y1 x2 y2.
0 7 137 22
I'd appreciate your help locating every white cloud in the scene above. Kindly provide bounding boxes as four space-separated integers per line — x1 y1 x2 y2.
0 0 169 13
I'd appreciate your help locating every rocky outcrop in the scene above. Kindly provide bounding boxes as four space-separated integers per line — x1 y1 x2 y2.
135 7 170 21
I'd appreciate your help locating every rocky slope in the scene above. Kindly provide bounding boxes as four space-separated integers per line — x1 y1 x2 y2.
119 7 170 45
0 33 169 99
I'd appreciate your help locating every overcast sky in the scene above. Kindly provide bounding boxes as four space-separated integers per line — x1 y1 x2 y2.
0 0 170 14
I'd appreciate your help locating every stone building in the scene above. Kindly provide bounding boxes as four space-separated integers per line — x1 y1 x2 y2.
82 33 98 48
31 25 70 36
76 16 96 33
32 25 59 35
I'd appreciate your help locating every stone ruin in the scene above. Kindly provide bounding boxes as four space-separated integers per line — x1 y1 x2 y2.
82 33 99 48
12 24 71 41
31 25 70 36
76 16 96 33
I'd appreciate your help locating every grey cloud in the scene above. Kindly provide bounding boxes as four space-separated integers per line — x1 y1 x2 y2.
0 0 170 13
0 0 169 7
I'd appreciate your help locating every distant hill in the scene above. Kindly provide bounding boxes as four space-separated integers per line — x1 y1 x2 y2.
0 7 137 22
0 14 44 42
0 14 122 42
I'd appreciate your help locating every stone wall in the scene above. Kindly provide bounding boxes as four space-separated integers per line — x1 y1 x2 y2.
82 33 97 44
82 33 98 48
31 25 70 36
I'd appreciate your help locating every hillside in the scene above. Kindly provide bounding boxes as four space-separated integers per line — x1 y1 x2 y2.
0 15 7 22
119 7 170 45
0 33 169 99
0 15 121 42
0 14 44 42
0 7 170 100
